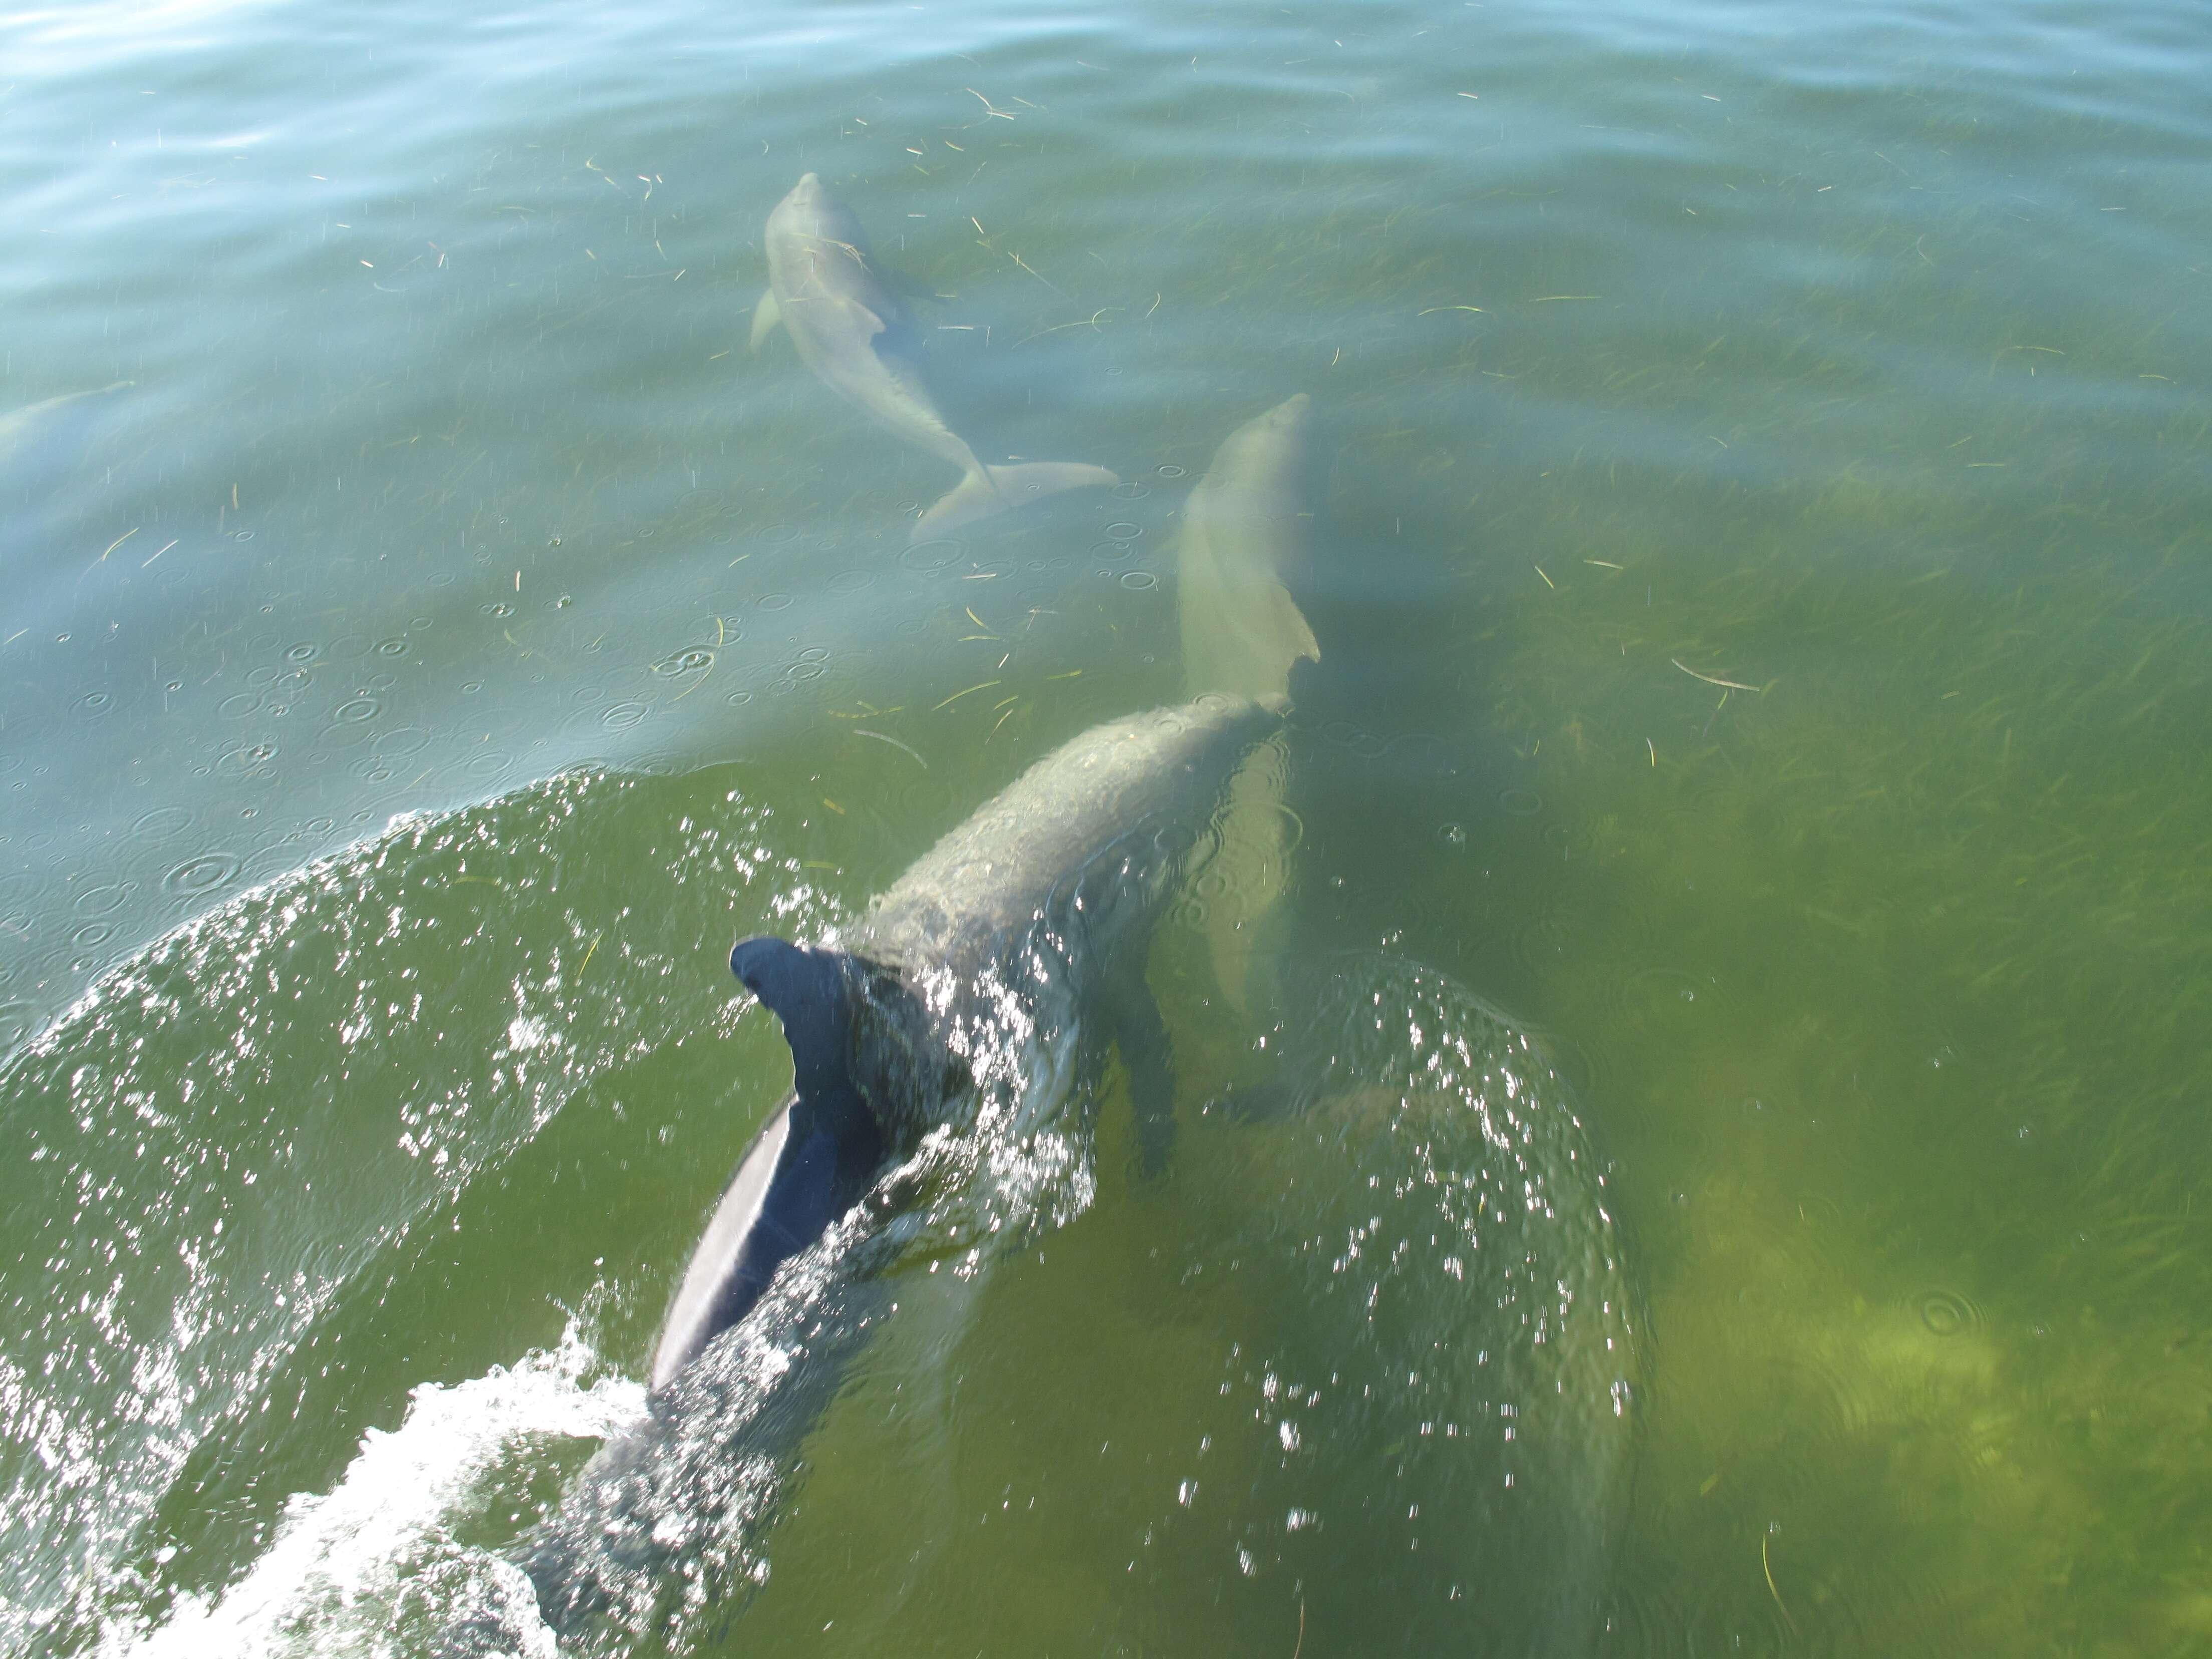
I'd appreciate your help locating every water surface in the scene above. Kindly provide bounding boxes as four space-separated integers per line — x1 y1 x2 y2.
3 0 2209 1652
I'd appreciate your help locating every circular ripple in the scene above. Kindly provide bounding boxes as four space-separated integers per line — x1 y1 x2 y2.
899 539 964 573
74 884 131 916
602 701 649 730
1909 1288 1984 1338
758 593 794 612
333 697 380 724
1109 481 1151 499
1498 787 1542 817
163 853 242 896
1089 540 1135 564
1615 966 1726 1022
215 742 278 777
0 1001 36 1048
1102 522 1143 541
373 727 431 758
827 568 875 593
1120 571 1158 590
1157 463 1186 478
131 806 193 840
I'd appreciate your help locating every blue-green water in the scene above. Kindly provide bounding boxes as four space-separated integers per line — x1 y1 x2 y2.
4 0 2209 1652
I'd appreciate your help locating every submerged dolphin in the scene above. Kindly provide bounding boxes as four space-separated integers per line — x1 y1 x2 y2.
1171 395 1320 1019
1176 393 1319 708
750 173 1119 542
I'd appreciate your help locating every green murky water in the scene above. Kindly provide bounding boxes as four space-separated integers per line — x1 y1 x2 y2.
4 0 2209 1652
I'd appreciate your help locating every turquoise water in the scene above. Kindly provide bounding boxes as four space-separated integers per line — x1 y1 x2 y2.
3 0 2209 1652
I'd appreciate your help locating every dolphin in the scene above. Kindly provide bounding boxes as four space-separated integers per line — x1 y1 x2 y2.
648 396 1324 1393
497 402 1323 1645
1172 393 1319 1020
504 694 1287 1644
647 691 1279 1392
1176 393 1319 707
750 173 1119 543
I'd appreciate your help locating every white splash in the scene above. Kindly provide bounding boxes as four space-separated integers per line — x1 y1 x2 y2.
110 1321 645 1659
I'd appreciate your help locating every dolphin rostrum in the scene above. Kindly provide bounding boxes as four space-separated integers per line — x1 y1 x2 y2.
750 172 1119 542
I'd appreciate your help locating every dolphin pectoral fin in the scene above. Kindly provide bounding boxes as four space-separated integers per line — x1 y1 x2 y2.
1102 967 1177 1179
912 461 1120 542
748 289 784 351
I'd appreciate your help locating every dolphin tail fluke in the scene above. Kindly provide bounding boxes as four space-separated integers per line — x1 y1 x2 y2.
912 460 1119 541
748 289 783 351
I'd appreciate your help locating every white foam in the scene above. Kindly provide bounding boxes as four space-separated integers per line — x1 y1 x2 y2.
108 1320 646 1659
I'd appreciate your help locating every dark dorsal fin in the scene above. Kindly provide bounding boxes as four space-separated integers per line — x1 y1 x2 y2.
729 935 857 1104
646 937 886 1393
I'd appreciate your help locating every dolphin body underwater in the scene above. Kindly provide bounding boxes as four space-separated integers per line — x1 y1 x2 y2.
483 397 1322 1648
750 173 1120 543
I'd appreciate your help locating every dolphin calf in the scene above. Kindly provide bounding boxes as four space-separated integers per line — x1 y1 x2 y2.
750 173 1119 542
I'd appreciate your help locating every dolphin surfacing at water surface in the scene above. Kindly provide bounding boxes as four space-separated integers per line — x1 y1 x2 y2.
501 403 1323 1647
750 172 1119 542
